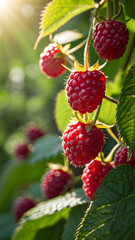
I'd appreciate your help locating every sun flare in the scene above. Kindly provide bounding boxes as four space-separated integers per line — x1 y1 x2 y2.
0 0 10 13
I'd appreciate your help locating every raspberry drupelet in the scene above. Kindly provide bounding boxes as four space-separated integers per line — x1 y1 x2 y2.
41 169 72 199
66 70 106 114
39 43 66 78
82 160 113 200
62 121 104 166
93 20 129 60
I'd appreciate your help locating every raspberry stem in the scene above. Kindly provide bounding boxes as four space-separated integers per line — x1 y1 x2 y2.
107 128 120 143
107 0 111 20
104 95 118 104
64 55 74 67
113 0 118 15
92 104 102 125
104 142 120 163
122 34 135 71
67 39 86 55
84 1 106 70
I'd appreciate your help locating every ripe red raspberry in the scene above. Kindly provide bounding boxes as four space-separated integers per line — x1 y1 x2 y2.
14 143 30 161
41 169 72 199
26 124 44 143
66 70 105 114
13 196 36 221
39 43 66 78
93 20 129 60
62 121 104 166
82 160 113 200
113 146 135 168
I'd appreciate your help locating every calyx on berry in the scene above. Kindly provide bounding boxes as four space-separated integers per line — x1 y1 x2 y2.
39 43 72 78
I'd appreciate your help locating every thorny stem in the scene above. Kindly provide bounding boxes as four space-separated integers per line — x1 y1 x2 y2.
92 104 102 125
107 128 120 144
84 0 106 70
104 95 118 104
122 34 135 71
67 39 86 55
107 0 111 20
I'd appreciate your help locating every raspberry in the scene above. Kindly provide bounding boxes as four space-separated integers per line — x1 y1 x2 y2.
41 169 72 199
26 124 44 143
13 196 36 221
14 143 30 161
62 121 104 166
66 70 106 114
93 20 129 60
113 146 135 168
82 160 113 200
39 43 66 78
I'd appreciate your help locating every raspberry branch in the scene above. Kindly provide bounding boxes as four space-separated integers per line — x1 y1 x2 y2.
104 142 120 163
104 95 118 104
92 104 102 125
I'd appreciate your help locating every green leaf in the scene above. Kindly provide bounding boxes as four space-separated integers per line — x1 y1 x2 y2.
13 188 89 240
55 90 73 132
125 0 135 19
34 220 65 240
38 0 95 40
76 165 135 240
0 135 63 211
62 205 87 240
28 134 62 164
116 65 135 155
0 213 16 240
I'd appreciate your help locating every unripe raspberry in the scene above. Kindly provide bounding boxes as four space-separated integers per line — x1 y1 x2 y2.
13 196 36 221
26 124 44 143
39 43 66 78
113 146 135 168
14 143 30 161
82 160 113 200
66 70 105 114
93 20 129 60
62 121 104 166
41 168 72 199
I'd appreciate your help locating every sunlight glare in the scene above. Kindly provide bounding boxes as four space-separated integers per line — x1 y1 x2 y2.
0 0 10 13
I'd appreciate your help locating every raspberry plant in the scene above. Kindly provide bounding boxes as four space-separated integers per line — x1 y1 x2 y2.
0 0 135 240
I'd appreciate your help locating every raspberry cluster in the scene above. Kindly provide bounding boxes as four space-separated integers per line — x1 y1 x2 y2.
40 43 66 78
41 168 72 199
13 196 36 221
93 20 129 60
82 160 113 200
62 121 104 166
66 70 106 114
